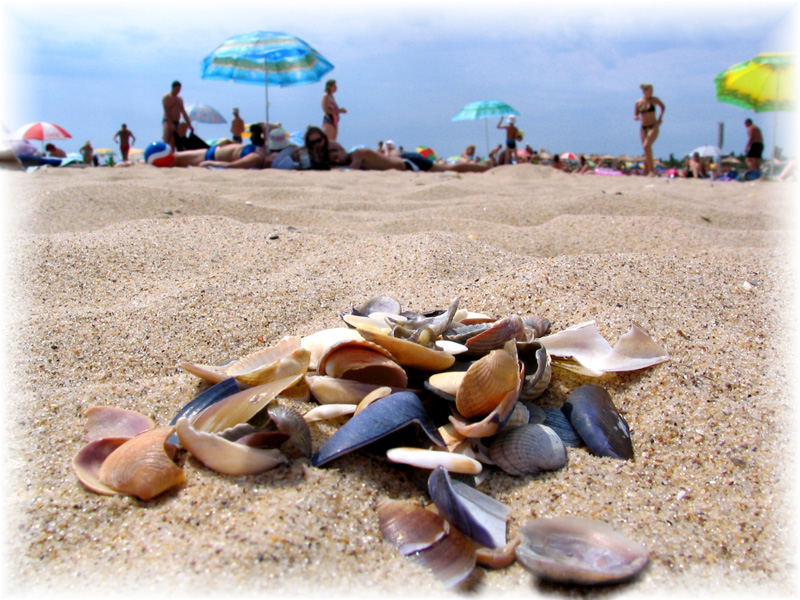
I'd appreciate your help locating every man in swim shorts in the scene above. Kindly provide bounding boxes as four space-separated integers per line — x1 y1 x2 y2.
497 116 519 163
114 124 135 161
744 119 764 171
162 80 193 147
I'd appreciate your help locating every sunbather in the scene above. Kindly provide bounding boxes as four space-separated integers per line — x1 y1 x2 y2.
328 142 492 172
171 123 269 168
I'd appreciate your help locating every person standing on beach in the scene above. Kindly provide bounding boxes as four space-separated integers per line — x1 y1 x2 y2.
744 118 764 171
634 83 665 176
113 124 135 162
497 116 519 163
162 80 193 147
79 141 96 166
321 79 346 142
231 108 245 143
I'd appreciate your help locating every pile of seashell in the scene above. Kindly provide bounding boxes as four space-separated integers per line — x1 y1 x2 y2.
72 296 668 588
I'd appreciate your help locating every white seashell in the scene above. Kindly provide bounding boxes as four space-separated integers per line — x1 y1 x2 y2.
305 374 403 405
435 340 469 354
303 403 357 423
385 447 482 474
176 418 286 476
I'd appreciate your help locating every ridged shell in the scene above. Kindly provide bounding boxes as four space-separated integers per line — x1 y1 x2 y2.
97 426 185 500
542 407 584 446
267 404 312 457
85 406 154 442
357 328 455 371
464 314 526 354
488 424 567 476
317 339 407 388
176 417 287 476
181 336 308 387
516 516 649 585
456 349 520 419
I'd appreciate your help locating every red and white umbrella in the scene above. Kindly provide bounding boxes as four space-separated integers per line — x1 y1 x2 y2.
13 121 72 141
560 152 578 161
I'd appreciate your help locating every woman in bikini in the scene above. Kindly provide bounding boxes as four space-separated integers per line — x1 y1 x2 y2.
321 79 347 142
171 123 270 168
634 83 665 176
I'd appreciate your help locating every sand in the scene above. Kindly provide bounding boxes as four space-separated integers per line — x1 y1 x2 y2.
2 164 797 599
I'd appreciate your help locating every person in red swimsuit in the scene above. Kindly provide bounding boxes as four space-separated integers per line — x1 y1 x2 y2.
321 79 347 142
114 124 136 162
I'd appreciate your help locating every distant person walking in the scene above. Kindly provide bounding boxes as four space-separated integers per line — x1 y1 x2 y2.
231 108 245 143
162 80 193 147
321 79 346 142
114 124 136 162
497 116 519 163
634 83 665 176
744 118 764 171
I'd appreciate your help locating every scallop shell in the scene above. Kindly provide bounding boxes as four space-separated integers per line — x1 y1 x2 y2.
356 328 455 371
516 516 649 585
456 348 520 419
176 417 287 476
317 339 407 388
181 336 308 387
97 426 185 500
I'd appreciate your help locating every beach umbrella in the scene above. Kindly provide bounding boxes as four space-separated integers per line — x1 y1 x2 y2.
452 100 520 154
201 31 334 133
187 103 227 124
689 145 723 158
416 146 437 161
560 152 578 161
715 52 794 158
13 121 71 142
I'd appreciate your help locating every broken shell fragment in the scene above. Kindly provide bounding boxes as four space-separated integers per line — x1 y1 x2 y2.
97 426 185 501
311 391 445 467
517 341 552 401
563 385 634 460
318 339 407 388
85 406 155 442
427 466 510 549
305 374 403 405
464 314 526 354
267 404 312 457
72 437 130 495
386 447 482 474
176 417 287 476
515 516 649 585
303 403 357 423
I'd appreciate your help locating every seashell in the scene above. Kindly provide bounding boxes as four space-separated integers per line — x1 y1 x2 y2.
181 336 309 387
356 328 455 371
72 437 130 495
168 377 242 445
355 295 402 317
476 534 521 568
488 424 567 476
437 424 467 452
305 374 405 405
425 369 468 402
449 344 524 439
515 516 649 585
542 407 583 447
303 403 357 423
443 322 493 344
219 424 289 448
312 391 444 467
517 341 552 400
317 339 408 388
176 417 287 476
563 385 634 460
453 310 495 325
97 426 185 500
340 314 392 334
192 373 305 433
434 339 469 355
354 386 393 415
377 498 476 588
427 466 510 549
301 327 365 370
522 315 551 339
386 447 482 474
85 406 155 442
377 498 448 554
456 348 520 419
267 404 312 457
524 402 547 425
387 297 460 343
464 314 527 354
278 377 311 402
504 402 530 430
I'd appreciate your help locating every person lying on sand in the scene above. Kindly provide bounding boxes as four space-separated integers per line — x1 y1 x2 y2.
171 123 269 169
327 142 493 172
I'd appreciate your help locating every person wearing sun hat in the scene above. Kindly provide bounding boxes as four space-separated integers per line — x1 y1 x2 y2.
267 126 291 152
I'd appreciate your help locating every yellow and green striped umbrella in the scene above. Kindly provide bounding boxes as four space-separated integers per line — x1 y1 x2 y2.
715 52 794 113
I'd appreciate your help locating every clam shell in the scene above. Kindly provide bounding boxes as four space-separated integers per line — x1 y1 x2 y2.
85 406 155 442
168 377 242 445
303 403 357 423
542 407 584 447
356 328 455 371
456 348 520 419
356 296 402 317
181 336 308 387
425 370 467 401
311 391 444 467
97 426 185 500
386 447 482 475
488 424 567 476
354 386 393 415
516 516 649 585
427 466 510 549
464 314 526 354
563 385 634 460
522 315 551 339
340 314 392 334
317 339 408 388
301 327 364 370
267 404 312 457
305 374 404 405
72 437 130 495
176 417 287 476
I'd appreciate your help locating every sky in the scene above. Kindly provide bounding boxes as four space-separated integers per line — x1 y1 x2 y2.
1 0 798 162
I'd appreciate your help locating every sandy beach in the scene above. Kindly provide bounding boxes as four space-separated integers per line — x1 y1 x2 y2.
2 164 797 598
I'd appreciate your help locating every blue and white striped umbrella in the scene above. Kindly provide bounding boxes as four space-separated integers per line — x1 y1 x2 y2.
201 31 334 130
186 103 227 124
452 101 520 155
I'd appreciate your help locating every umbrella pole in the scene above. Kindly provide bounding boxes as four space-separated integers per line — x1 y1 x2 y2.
265 76 270 137
484 119 490 157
